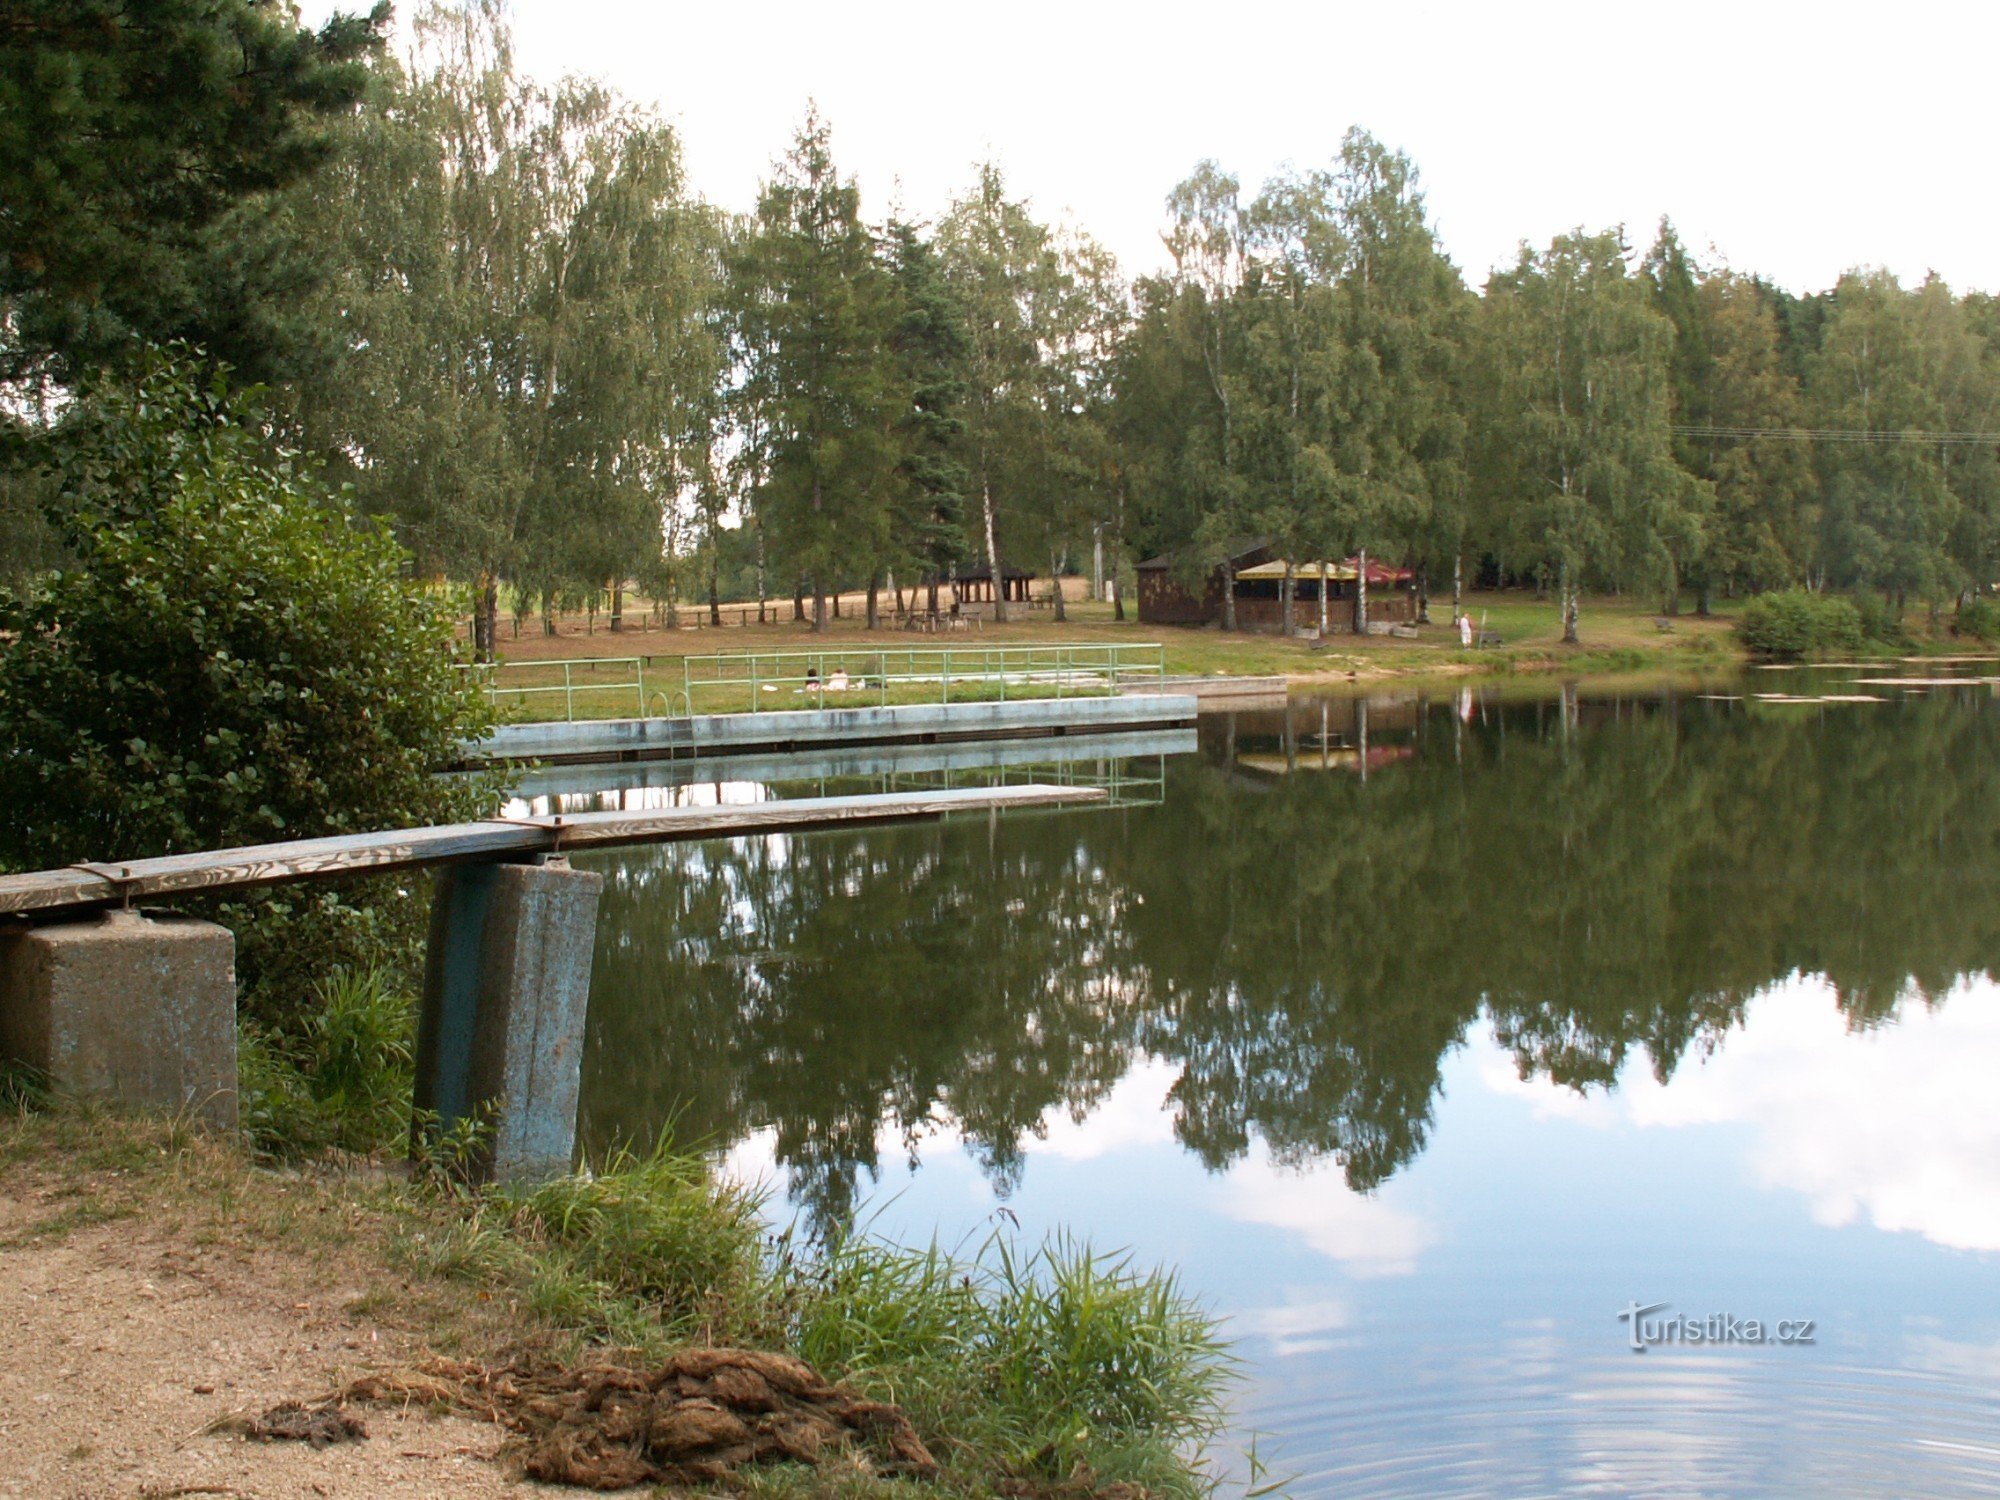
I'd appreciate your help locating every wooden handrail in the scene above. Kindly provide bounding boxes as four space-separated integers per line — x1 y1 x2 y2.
0 785 1107 917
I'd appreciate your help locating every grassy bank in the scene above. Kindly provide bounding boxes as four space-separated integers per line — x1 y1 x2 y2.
7 993 1234 1498
471 590 1750 722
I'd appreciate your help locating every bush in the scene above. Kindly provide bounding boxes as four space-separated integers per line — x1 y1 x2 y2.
1735 589 1865 660
0 349 498 1018
1851 592 1908 646
1955 597 2000 642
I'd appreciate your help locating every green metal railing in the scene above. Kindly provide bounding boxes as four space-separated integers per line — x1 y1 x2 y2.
462 642 1167 723
677 642 1167 716
459 656 653 722
892 753 1169 810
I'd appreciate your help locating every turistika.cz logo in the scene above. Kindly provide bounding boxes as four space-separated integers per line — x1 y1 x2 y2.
1616 1301 1817 1353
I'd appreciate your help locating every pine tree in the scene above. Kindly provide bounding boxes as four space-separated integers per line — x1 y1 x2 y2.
0 0 387 385
731 109 903 632
883 220 973 614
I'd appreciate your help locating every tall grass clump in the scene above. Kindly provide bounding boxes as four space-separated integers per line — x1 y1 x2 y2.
0 1058 50 1115
790 1231 1232 1495
1735 589 1865 659
497 1142 777 1347
239 965 415 1158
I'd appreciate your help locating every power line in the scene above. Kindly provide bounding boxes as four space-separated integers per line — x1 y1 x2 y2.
1671 424 2000 446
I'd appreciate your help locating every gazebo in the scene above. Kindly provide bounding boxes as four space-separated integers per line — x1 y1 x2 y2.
951 563 1035 608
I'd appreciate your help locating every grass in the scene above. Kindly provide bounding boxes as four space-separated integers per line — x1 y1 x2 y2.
238 965 416 1159
790 1231 1232 1494
474 589 1749 721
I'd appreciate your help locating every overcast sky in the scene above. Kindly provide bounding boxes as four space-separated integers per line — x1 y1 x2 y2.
303 0 2000 295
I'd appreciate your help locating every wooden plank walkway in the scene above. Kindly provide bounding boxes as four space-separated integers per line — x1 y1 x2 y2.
0 785 1105 917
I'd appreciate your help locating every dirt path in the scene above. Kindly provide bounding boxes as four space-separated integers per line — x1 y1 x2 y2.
0 1175 569 1499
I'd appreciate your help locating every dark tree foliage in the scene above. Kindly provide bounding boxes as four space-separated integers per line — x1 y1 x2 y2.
885 219 973 599
0 0 387 384
0 349 496 1017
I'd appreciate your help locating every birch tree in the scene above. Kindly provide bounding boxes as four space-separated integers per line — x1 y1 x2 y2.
1479 229 1696 643
937 164 1061 623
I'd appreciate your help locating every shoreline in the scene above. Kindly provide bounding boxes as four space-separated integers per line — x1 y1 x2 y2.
0 1106 1229 1500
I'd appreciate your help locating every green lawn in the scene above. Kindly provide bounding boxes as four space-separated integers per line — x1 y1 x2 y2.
478 591 1750 722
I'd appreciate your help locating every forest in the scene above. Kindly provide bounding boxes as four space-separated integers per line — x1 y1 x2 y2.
7 0 1999 655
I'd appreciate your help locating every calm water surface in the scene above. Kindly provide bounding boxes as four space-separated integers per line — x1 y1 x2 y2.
514 664 2000 1497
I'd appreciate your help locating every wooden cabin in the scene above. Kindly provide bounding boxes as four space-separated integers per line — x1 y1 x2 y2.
1136 539 1273 625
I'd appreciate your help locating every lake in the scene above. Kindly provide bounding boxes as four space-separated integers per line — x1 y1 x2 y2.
513 664 2000 1497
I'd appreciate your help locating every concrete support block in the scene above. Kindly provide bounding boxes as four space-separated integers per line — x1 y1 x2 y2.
414 858 602 1182
0 909 238 1129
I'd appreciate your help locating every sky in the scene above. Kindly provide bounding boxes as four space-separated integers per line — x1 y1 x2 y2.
302 0 2000 294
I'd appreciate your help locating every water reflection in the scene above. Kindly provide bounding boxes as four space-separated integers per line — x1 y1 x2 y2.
539 684 2000 1494
571 684 2000 1236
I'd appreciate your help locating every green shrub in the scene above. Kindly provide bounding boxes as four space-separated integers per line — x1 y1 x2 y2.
1955 597 2000 642
1851 592 1908 646
0 349 498 1021
1735 589 1865 660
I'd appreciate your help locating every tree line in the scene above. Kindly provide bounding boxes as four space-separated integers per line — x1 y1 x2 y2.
6 1 2000 653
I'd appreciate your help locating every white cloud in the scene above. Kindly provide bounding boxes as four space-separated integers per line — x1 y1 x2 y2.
1230 1295 1353 1358
1479 974 2000 1253
1905 1331 2000 1385
1025 1058 1180 1162
1629 976 2000 1251
1479 1054 1621 1126
1221 1148 1435 1277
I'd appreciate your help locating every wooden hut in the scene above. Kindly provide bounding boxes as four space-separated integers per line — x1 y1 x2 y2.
951 563 1035 616
1135 539 1273 625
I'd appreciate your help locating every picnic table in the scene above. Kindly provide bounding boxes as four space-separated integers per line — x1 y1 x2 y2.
902 611 981 633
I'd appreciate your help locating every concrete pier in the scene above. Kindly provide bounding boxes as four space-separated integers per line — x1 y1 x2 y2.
413 858 603 1181
1123 674 1289 702
459 693 1199 767
0 909 238 1128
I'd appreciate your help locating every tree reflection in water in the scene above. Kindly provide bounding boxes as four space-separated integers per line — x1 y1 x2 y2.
578 685 2000 1236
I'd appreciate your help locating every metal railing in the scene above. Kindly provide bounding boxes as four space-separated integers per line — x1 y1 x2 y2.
677 642 1167 715
460 656 651 722
871 753 1170 810
461 642 1168 722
